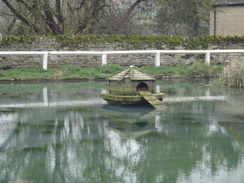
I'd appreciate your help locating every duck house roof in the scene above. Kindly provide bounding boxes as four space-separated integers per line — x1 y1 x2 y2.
108 65 156 81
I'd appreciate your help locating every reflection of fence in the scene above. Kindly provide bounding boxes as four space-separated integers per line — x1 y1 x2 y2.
0 87 226 108
1 49 244 70
0 96 226 108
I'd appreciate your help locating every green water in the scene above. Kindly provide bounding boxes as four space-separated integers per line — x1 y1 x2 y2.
0 80 243 183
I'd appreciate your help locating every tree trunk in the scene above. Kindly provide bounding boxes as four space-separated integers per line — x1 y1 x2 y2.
6 18 16 34
79 0 105 34
117 0 143 30
82 18 96 34
43 0 60 34
56 0 65 34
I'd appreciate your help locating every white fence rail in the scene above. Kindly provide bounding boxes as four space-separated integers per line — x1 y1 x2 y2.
1 50 244 70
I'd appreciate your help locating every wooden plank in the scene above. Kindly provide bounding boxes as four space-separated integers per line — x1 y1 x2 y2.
139 91 168 110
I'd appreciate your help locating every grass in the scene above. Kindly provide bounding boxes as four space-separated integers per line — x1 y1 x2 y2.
141 62 223 78
215 60 244 88
0 64 126 79
0 62 224 80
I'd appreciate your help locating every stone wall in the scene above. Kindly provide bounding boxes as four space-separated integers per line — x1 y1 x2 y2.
0 36 244 69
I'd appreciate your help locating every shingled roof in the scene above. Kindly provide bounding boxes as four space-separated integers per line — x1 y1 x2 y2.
108 65 156 81
214 0 244 6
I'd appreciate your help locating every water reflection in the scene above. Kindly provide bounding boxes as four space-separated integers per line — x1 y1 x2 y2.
0 81 243 183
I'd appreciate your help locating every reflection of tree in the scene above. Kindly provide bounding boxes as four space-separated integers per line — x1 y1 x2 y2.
99 103 244 183
0 82 106 105
0 101 244 183
0 108 86 182
158 80 225 98
104 128 145 183
142 102 243 183
0 112 18 148
220 123 244 150
218 88 244 118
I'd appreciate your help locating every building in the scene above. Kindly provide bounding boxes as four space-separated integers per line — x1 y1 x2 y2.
209 0 244 36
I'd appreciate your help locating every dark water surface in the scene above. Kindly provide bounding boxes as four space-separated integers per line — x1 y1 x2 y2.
0 80 243 183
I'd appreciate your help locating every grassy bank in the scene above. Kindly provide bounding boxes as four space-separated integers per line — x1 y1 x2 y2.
215 61 244 88
141 62 223 78
0 62 223 81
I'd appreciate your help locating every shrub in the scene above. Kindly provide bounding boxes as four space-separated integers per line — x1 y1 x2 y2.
180 61 223 78
0 70 4 77
217 61 244 88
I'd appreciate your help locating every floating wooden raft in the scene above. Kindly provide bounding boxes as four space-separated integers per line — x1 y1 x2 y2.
138 91 168 110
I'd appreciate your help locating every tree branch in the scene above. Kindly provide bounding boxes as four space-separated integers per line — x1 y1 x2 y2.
42 0 60 34
117 0 143 30
6 17 16 33
17 0 36 14
1 0 42 34
75 0 86 10
81 0 107 34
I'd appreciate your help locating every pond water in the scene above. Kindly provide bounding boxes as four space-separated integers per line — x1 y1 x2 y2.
0 80 243 183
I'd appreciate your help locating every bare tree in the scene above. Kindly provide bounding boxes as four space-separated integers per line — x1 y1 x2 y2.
0 0 111 35
94 0 157 35
155 0 213 36
0 0 213 36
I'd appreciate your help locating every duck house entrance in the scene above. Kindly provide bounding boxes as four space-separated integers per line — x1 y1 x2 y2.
137 82 149 92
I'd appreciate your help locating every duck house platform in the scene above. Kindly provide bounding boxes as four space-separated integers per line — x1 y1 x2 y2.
100 66 167 110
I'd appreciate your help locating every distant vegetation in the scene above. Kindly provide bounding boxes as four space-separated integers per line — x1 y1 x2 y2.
0 0 211 36
0 63 223 80
216 61 244 88
2 34 244 50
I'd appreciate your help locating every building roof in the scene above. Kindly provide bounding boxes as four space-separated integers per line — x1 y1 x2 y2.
214 0 244 6
108 65 156 81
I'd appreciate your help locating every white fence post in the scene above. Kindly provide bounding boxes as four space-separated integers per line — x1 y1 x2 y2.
102 53 107 66
155 52 160 67
205 51 211 65
1 50 244 70
42 52 48 70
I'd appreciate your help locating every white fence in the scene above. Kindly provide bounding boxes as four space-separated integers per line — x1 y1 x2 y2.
1 50 244 70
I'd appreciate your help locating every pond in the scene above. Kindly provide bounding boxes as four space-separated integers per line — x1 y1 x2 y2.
0 80 244 183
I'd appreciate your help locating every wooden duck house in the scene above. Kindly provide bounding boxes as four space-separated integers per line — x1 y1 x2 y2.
100 66 167 110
